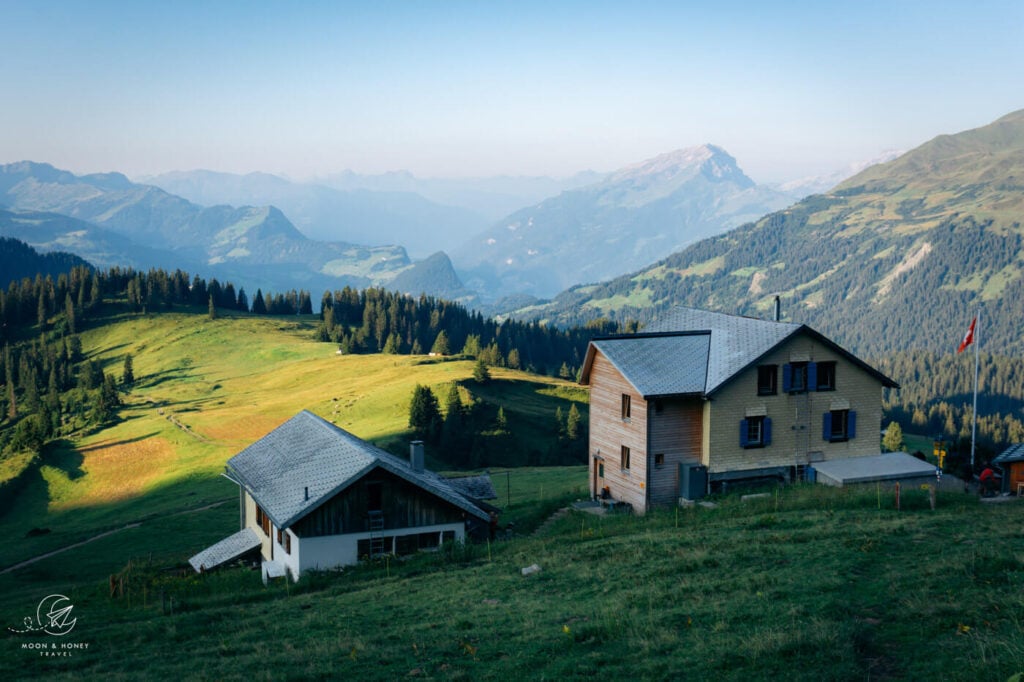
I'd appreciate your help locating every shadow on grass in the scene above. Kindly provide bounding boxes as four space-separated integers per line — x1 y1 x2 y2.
43 439 85 480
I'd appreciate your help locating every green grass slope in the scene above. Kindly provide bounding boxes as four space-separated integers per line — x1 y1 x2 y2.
0 310 586 572
2 483 1022 680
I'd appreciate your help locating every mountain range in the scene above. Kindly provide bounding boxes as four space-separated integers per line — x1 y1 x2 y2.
144 169 488 258
0 162 470 299
454 145 797 299
507 109 1024 358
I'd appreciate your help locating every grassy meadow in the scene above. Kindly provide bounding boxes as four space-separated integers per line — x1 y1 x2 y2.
0 309 585 572
2 308 1023 680
2 480 1023 680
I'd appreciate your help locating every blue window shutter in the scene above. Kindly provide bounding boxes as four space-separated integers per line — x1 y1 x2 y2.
763 417 772 446
848 411 856 439
823 412 832 441
740 419 749 447
782 364 792 392
807 362 818 391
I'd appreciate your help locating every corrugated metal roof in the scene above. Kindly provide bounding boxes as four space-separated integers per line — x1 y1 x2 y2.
188 527 260 572
226 411 489 529
994 443 1024 464
592 333 710 397
643 307 801 394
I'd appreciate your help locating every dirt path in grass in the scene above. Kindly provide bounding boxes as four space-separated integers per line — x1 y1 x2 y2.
0 499 232 575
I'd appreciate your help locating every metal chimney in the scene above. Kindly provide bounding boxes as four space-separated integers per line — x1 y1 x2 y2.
410 441 425 472
773 295 781 322
304 486 309 501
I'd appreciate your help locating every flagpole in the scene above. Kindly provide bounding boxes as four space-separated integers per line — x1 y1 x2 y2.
971 310 980 471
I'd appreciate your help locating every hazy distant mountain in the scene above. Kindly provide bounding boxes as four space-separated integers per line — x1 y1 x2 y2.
0 162 470 300
0 207 196 272
144 169 488 257
385 251 472 301
775 150 905 198
318 169 606 221
508 109 1024 358
452 145 795 299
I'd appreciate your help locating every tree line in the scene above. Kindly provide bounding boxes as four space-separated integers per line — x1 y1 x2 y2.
315 286 625 378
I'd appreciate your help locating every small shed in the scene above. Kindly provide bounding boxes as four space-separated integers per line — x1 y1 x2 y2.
812 451 937 487
993 443 1024 495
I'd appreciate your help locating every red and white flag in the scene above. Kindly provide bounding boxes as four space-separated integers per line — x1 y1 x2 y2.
957 317 977 354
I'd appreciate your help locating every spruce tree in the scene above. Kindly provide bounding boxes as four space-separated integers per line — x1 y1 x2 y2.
408 384 442 443
472 358 491 384
431 330 450 355
208 295 217 320
122 354 135 387
252 289 267 315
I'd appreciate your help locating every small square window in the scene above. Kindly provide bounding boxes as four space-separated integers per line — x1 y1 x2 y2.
654 453 665 467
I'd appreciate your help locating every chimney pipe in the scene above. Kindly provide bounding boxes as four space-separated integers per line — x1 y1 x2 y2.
410 441 425 473
773 295 781 322
304 486 309 501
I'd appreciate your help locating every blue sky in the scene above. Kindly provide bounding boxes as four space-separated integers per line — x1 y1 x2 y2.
2 1 1022 183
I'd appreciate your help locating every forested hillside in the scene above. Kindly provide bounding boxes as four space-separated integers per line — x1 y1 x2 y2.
509 110 1024 455
0 236 92 283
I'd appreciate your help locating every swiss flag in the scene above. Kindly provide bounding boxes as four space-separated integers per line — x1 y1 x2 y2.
957 317 977 354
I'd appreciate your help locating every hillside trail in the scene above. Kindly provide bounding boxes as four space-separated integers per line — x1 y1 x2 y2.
0 498 231 575
532 507 571 537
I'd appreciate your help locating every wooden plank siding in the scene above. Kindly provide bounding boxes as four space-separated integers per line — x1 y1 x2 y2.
647 398 704 506
587 352 649 512
292 468 464 538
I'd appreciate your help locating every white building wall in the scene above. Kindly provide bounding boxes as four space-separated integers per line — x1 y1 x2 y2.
296 521 466 575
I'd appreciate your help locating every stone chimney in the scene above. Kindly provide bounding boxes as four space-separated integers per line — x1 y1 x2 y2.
410 441 425 473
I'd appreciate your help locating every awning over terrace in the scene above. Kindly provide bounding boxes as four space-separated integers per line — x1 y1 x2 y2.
188 528 261 573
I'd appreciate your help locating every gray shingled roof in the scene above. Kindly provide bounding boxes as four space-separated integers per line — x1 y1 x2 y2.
188 528 260 572
445 474 498 501
226 411 489 529
583 306 897 397
591 333 710 397
994 443 1024 464
644 307 801 394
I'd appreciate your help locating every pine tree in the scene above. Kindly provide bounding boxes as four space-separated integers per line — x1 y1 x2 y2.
252 289 267 315
496 406 508 432
237 287 249 312
408 384 442 443
566 403 581 441
431 330 450 355
122 354 135 387
559 362 572 379
208 295 217 320
472 358 491 384
65 293 76 335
